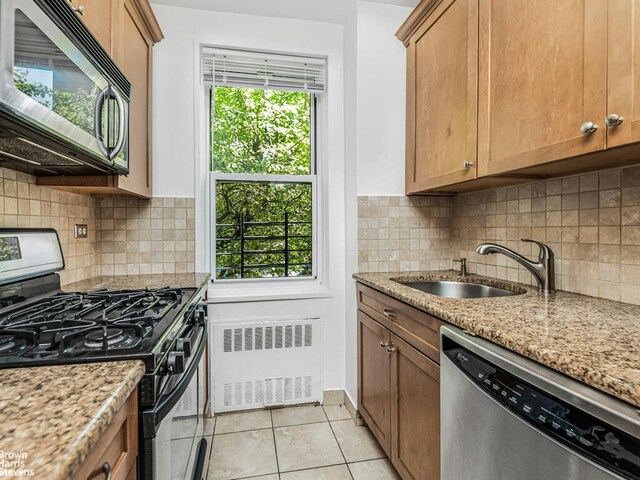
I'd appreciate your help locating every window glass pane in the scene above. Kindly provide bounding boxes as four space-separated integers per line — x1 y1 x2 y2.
215 181 312 279
212 87 311 175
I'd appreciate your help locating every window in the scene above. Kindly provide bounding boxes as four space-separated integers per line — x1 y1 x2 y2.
207 50 325 281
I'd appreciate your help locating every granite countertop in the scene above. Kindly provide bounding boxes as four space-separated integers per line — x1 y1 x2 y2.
354 270 640 407
63 272 211 292
0 361 145 480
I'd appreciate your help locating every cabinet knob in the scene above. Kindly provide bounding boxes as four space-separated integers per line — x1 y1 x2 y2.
580 122 599 134
386 345 398 354
379 341 389 349
605 114 624 127
463 161 475 169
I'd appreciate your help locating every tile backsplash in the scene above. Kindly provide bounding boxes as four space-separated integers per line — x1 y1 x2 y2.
0 167 196 286
0 168 98 286
95 197 196 276
358 163 640 305
357 195 451 273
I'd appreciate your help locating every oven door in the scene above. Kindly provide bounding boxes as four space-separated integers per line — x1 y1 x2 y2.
141 320 208 480
0 0 129 171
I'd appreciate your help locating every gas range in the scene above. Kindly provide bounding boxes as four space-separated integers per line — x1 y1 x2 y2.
0 228 209 480
0 285 197 368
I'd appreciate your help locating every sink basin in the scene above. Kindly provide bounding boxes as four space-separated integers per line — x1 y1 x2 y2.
400 280 522 299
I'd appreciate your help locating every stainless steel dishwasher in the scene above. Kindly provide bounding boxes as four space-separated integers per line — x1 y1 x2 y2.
441 325 640 480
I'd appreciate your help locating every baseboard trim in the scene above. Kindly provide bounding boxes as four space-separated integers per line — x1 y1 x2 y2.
323 389 362 425
322 389 345 406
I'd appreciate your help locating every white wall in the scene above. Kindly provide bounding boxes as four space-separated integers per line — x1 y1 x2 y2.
151 4 349 394
344 1 410 405
150 0 410 409
356 1 411 196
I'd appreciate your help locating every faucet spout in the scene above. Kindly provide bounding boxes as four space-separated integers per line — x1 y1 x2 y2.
474 239 555 294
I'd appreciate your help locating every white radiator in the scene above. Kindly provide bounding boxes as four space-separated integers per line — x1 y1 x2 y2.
213 317 321 412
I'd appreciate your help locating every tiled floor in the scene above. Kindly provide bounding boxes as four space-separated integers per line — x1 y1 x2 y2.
202 404 400 480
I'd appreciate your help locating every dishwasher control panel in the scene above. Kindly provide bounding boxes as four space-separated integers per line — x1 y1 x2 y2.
445 343 640 480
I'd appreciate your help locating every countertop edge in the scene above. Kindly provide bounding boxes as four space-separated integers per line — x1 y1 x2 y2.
353 273 640 408
59 360 146 480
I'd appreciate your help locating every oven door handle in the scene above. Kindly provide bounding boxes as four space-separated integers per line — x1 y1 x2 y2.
143 322 207 435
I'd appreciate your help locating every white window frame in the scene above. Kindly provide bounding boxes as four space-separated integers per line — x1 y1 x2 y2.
204 78 330 301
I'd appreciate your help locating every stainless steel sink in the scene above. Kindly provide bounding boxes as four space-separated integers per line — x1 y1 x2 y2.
400 280 522 299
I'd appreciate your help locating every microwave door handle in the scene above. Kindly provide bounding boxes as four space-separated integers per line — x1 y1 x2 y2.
109 87 127 161
94 86 110 157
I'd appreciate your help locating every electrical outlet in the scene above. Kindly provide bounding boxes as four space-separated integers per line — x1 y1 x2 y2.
74 224 88 239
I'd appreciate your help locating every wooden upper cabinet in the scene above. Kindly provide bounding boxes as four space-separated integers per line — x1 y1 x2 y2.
73 0 114 52
38 0 162 198
112 0 154 197
405 0 478 193
477 0 607 176
607 0 640 148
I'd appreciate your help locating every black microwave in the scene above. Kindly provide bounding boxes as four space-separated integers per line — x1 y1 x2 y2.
0 0 130 176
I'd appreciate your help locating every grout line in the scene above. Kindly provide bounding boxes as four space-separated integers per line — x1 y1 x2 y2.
270 410 281 477
213 426 273 436
278 462 349 477
323 405 354 480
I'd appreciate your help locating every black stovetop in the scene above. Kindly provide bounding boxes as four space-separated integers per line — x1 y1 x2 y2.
0 285 196 368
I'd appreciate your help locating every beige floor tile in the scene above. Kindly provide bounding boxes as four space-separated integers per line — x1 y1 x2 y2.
208 430 277 480
331 420 385 463
214 410 272 434
246 476 280 480
204 416 215 436
272 405 327 427
323 405 351 422
280 465 351 480
349 459 400 480
274 422 344 472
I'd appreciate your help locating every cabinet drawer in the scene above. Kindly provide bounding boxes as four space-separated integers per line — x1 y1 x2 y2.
357 283 442 364
73 387 139 480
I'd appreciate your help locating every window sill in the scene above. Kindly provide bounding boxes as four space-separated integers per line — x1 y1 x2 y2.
206 279 332 303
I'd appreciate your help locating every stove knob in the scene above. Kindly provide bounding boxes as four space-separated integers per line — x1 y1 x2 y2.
176 338 192 358
167 351 185 375
195 304 207 326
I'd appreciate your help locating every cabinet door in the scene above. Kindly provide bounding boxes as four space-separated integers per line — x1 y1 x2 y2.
477 0 607 176
390 334 440 480
74 0 113 52
113 0 153 197
406 0 478 193
358 311 392 456
607 0 640 148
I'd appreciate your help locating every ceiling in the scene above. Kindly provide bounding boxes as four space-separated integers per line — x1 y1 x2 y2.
150 0 418 23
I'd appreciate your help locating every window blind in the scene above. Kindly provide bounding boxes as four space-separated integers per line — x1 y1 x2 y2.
203 48 326 93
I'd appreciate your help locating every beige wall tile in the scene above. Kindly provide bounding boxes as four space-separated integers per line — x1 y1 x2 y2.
360 163 640 305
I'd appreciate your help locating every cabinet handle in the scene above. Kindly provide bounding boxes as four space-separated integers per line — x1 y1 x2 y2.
463 161 474 169
379 341 389 349
67 0 86 16
382 309 397 319
102 463 112 480
605 114 624 127
580 121 599 134
386 345 398 354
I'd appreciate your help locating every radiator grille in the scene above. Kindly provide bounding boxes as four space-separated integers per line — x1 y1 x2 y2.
214 318 321 413
222 323 314 352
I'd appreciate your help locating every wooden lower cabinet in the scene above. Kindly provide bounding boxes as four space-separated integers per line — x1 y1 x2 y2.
358 291 441 480
391 334 440 480
72 387 139 480
358 311 392 455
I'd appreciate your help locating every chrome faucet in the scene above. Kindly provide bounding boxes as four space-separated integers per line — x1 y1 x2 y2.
475 239 555 294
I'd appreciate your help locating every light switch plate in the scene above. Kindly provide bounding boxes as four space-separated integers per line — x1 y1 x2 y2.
74 224 88 238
